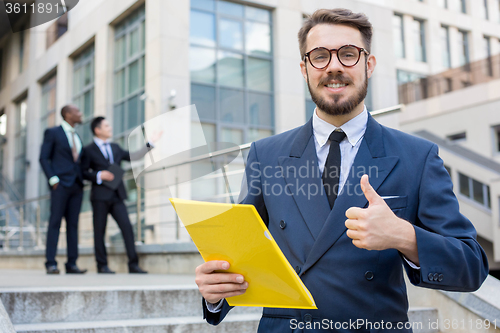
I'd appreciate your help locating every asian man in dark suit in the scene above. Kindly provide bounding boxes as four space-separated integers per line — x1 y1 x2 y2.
194 8 489 332
81 116 159 274
39 105 87 274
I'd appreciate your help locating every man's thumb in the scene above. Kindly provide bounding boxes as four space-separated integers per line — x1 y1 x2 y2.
361 174 381 205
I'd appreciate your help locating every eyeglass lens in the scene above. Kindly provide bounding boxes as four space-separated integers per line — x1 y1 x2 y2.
309 46 360 68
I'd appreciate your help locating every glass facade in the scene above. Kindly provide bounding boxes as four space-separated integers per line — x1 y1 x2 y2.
190 0 273 146
440 25 451 68
457 30 469 66
413 19 426 62
113 5 146 149
14 100 27 198
393 14 405 59
73 45 95 146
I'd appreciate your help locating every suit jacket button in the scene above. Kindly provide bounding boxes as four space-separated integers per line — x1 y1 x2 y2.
365 271 374 281
433 273 439 282
279 220 286 229
438 274 444 282
428 273 434 281
295 266 301 275
304 313 312 323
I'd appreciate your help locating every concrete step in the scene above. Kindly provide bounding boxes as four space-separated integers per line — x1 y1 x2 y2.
0 286 261 325
13 313 261 333
408 307 439 333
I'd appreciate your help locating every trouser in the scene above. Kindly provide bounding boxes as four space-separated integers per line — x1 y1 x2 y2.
45 182 83 268
91 192 138 268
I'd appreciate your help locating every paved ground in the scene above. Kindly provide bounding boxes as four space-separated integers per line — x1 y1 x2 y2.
0 269 197 290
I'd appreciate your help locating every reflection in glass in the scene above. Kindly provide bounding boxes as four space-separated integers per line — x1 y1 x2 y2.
472 179 484 204
114 70 125 100
191 84 216 121
129 27 139 57
129 60 140 93
249 92 272 126
190 10 216 47
218 51 244 87
246 22 271 55
221 128 243 145
219 18 243 50
248 58 271 91
190 47 216 83
246 6 270 22
220 88 244 124
115 36 126 69
127 96 139 130
191 0 215 11
248 128 272 142
218 1 243 17
113 103 125 135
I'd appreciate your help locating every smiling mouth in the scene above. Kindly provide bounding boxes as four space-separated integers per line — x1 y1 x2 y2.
325 83 347 88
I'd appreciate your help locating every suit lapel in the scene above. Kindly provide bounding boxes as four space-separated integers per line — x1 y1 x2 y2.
301 114 399 274
278 118 331 240
58 126 73 154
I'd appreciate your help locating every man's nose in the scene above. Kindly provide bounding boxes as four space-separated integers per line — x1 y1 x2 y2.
326 52 344 74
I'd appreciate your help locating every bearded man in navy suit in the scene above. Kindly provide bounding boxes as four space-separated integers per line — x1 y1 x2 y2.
194 8 489 333
39 105 87 275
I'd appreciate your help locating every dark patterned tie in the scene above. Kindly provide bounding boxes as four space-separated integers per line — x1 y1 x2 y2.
322 130 346 209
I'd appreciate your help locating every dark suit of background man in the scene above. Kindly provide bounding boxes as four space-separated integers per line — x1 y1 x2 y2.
196 8 489 332
39 105 87 275
81 116 158 274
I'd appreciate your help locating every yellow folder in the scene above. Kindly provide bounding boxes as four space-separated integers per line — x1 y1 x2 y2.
170 198 317 309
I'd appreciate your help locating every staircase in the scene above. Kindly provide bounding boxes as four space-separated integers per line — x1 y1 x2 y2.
0 284 439 333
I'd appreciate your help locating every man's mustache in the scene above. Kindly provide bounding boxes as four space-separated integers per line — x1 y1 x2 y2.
317 75 353 87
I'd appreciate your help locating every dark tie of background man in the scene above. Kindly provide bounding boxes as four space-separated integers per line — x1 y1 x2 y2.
322 130 346 209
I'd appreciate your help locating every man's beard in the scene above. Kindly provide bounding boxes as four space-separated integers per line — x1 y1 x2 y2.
307 67 368 116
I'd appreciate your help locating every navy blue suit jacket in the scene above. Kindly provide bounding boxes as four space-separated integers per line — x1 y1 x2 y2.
39 126 83 189
203 114 488 332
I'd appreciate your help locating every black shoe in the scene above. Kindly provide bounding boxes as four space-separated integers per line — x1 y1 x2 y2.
98 266 115 274
46 265 60 274
65 265 87 274
129 265 148 274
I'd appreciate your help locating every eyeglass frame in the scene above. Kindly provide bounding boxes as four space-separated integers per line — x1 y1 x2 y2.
303 44 370 69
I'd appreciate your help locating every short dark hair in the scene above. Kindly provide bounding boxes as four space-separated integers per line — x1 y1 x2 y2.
298 8 373 60
61 105 73 120
90 116 106 135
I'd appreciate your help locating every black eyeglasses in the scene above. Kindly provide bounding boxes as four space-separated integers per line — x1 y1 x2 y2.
304 45 369 69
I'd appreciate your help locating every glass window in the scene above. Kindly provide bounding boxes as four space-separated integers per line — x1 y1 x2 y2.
246 21 271 55
493 125 500 153
219 18 243 50
191 0 215 11
459 172 469 197
457 30 469 66
247 58 272 91
190 1 273 146
413 19 426 62
218 1 244 17
0 48 3 90
14 99 27 198
484 36 493 76
393 14 405 59
450 0 466 13
73 45 95 146
217 51 244 87
220 88 244 124
440 26 451 68
472 179 484 204
19 28 25 73
438 0 448 8
190 10 216 47
483 0 489 20
113 5 145 141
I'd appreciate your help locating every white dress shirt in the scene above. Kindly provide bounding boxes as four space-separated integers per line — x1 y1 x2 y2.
93 137 114 185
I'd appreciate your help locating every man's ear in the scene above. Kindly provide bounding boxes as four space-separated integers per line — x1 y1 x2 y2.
366 54 376 79
300 60 308 81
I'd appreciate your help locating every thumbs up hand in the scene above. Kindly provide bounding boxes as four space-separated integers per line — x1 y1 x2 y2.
344 175 415 253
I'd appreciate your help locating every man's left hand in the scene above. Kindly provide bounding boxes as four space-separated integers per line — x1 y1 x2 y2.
345 174 415 254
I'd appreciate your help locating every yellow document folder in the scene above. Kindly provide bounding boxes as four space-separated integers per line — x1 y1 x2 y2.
169 198 317 309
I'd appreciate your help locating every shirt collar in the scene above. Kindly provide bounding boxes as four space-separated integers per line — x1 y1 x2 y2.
61 120 75 133
93 137 111 146
312 105 368 148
